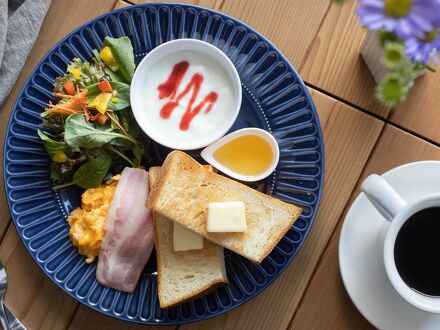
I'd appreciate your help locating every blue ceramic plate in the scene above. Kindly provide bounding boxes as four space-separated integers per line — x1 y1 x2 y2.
3 3 324 325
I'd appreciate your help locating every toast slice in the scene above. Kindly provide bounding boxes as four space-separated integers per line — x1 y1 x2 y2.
149 166 228 309
149 151 302 263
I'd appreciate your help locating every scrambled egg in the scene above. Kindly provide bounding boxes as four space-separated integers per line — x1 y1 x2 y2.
67 176 120 263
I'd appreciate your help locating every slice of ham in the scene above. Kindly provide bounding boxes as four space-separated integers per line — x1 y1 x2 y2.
96 167 154 292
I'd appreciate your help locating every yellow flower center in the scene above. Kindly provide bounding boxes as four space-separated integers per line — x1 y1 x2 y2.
384 0 412 18
422 30 438 43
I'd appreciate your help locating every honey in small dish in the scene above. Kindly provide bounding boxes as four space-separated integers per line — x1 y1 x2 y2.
213 134 274 176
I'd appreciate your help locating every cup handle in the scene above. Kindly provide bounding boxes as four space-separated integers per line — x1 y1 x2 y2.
361 174 407 221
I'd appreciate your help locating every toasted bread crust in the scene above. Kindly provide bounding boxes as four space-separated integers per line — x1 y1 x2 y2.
149 151 302 264
160 279 226 309
150 165 228 308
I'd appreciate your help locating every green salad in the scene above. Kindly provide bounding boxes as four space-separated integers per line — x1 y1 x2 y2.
38 36 148 190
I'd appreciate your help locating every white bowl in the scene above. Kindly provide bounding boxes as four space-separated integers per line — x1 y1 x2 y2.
201 128 280 182
130 39 242 150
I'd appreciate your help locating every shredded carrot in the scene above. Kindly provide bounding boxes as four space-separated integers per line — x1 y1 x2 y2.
54 92 75 99
46 89 89 116
54 89 87 100
44 106 78 116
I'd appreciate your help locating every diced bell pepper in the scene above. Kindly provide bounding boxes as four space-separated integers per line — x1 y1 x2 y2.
63 80 75 95
68 67 81 80
53 150 67 163
99 46 118 72
98 79 113 93
90 92 112 114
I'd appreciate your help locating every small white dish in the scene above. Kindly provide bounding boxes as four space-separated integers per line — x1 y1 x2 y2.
130 39 242 150
200 128 279 182
339 161 440 330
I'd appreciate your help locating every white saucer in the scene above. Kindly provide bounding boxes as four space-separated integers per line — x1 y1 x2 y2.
339 161 440 330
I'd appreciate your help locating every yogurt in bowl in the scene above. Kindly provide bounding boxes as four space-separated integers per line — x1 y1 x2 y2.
131 39 242 150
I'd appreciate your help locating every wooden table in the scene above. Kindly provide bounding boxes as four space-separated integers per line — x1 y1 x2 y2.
1 1 440 329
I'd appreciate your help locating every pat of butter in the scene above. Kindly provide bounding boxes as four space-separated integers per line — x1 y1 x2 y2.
207 201 247 232
173 222 204 251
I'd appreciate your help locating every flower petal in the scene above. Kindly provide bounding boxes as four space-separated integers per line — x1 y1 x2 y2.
359 0 383 8
396 19 421 38
357 7 383 16
359 13 387 26
408 13 433 32
383 19 397 31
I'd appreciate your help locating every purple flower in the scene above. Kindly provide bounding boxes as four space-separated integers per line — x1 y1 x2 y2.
405 18 440 64
357 0 440 39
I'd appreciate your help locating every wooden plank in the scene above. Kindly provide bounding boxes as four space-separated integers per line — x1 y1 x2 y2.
300 1 389 118
68 305 176 330
126 0 331 67
129 0 222 10
389 71 440 145
219 0 331 68
0 227 78 330
114 0 131 9
179 89 384 330
308 87 335 130
290 124 440 329
0 0 117 244
289 225 374 330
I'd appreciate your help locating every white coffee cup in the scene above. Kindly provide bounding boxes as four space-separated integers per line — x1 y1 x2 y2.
361 174 440 313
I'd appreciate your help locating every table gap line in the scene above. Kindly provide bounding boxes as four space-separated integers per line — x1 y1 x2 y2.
308 81 440 149
65 301 81 330
121 0 137 6
286 122 388 328
310 81 440 161
0 220 12 245
305 82 389 121
386 121 440 149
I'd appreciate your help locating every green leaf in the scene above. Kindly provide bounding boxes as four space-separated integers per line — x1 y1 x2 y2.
50 163 62 182
37 130 69 159
105 67 125 83
94 121 113 132
102 36 135 83
53 154 112 189
118 109 131 132
133 144 144 167
92 49 101 61
110 112 120 130
64 114 133 148
54 58 105 93
108 82 130 111
105 144 134 166
110 137 133 149
86 81 130 111
128 111 141 138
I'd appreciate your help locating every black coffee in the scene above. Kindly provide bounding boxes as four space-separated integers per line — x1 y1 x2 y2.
394 207 440 296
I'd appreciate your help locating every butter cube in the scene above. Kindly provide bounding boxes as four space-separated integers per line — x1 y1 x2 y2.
173 222 204 251
207 201 247 232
